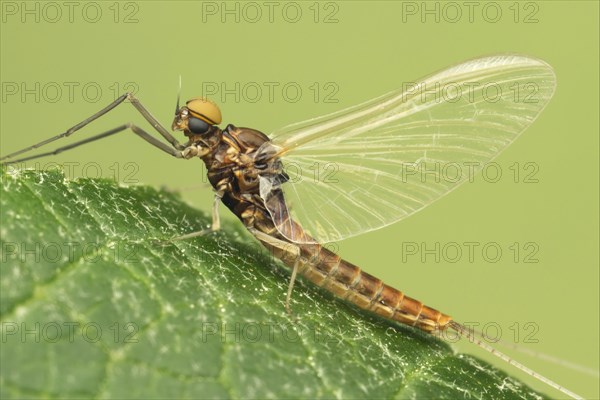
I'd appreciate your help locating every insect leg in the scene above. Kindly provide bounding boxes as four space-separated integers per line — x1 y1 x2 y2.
285 258 301 315
248 228 303 315
1 93 183 164
163 192 223 242
2 123 183 164
126 93 184 150
1 94 129 163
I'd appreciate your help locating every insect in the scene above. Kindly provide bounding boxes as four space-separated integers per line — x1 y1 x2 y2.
1 55 579 398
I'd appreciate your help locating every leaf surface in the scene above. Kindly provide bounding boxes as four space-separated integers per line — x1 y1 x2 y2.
0 169 546 399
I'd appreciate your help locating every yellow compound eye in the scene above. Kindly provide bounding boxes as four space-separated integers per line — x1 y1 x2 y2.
185 98 222 125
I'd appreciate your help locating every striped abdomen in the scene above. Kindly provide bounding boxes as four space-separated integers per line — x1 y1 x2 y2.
271 239 452 334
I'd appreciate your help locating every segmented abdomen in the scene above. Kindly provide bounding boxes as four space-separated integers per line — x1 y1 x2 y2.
274 240 452 333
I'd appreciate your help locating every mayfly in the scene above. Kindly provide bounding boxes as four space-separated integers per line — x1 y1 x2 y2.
1 55 578 398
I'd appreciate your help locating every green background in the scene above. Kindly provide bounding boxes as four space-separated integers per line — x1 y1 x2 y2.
1 1 598 398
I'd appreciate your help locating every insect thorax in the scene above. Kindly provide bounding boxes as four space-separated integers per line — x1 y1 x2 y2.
201 124 277 218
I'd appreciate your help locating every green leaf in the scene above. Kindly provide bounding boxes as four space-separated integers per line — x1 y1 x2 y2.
1 168 546 399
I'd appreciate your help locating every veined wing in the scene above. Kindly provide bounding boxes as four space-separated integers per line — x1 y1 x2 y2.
258 55 557 244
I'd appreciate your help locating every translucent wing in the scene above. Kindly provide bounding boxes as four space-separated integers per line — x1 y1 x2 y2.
258 55 557 244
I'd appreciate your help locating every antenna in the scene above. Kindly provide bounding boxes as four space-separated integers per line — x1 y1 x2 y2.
448 321 584 400
175 75 182 115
